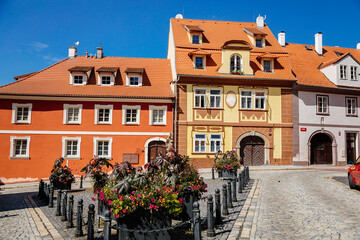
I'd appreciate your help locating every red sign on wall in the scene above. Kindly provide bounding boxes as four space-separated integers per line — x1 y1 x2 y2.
300 128 307 132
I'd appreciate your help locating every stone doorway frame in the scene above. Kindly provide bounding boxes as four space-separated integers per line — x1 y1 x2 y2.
144 137 167 164
236 131 270 165
307 130 337 165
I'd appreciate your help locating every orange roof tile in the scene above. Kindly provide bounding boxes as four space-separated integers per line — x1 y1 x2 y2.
243 27 268 36
285 43 360 88
0 56 173 98
188 49 211 56
171 18 295 81
184 25 204 32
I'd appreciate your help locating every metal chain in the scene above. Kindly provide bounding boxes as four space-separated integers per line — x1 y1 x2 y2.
111 219 191 233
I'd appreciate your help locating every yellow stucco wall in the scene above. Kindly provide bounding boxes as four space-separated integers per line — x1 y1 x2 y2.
224 126 233 151
218 50 253 75
267 87 281 123
273 128 282 159
187 84 193 122
223 86 239 123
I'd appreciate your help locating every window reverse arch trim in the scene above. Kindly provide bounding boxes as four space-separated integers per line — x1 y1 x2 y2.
63 104 83 124
93 137 113 158
149 105 167 125
12 103 32 124
10 136 31 159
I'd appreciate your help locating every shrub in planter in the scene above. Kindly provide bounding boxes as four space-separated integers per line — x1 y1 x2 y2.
49 158 75 190
214 150 240 179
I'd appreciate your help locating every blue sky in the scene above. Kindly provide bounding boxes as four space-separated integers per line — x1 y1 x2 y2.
0 0 359 85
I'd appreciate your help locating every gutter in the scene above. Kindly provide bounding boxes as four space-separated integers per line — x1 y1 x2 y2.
177 74 297 82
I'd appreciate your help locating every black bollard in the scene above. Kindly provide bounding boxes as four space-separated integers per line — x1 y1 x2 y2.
222 184 228 215
211 167 215 179
238 174 243 194
67 195 74 228
87 204 95 240
75 199 84 237
49 185 54 208
247 166 250 183
56 189 62 216
43 183 48 203
241 171 245 189
232 178 237 202
61 192 67 221
215 188 222 224
46 184 51 205
227 180 233 208
207 195 215 237
38 180 42 197
193 202 201 240
80 175 83 189
103 210 111 240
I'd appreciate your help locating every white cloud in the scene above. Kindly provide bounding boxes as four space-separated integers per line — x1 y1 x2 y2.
43 55 63 63
29 42 49 51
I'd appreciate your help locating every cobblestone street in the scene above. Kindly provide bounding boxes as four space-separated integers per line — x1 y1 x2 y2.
248 170 360 240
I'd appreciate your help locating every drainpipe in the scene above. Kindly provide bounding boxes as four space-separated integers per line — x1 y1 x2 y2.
173 76 180 151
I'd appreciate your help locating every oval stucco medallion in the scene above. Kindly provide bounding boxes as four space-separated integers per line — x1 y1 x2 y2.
226 91 237 108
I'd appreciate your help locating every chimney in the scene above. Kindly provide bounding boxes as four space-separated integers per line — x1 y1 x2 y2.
97 47 103 59
68 47 77 59
256 15 266 28
357 41 360 50
315 32 323 55
278 31 286 47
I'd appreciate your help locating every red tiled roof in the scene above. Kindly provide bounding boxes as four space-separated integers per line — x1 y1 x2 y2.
243 27 268 36
96 67 118 72
286 43 360 88
124 68 144 73
0 56 173 98
68 66 93 72
188 49 211 56
184 25 204 32
171 18 295 81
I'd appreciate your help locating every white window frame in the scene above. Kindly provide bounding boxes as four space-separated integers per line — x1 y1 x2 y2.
10 136 30 159
94 104 113 125
149 105 167 125
62 137 81 159
346 97 357 116
240 90 252 109
63 104 82 124
317 95 329 114
254 91 266 110
70 72 87 85
209 134 222 153
350 66 358 81
194 88 207 108
194 56 204 69
12 103 32 124
97 73 115 86
93 137 113 158
263 59 273 72
126 73 143 87
340 65 347 79
194 133 206 153
209 89 222 108
230 54 242 73
122 105 141 125
255 38 264 48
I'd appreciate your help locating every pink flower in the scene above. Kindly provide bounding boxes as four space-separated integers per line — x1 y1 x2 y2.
100 197 104 201
122 209 126 213
131 191 135 194
137 194 142 198
108 200 112 205
117 204 119 207
152 199 156 203
191 186 194 190
195 186 199 190
116 215 119 218
153 205 157 210
119 195 123 200
150 204 154 209
179 198 183 204
92 197 95 201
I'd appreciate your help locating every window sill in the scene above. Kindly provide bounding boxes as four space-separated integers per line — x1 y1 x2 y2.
194 107 224 110
262 71 274 73
63 157 81 160
239 109 268 112
346 114 358 117
96 122 112 125
124 123 140 125
194 68 205 70
64 123 81 125
9 156 30 159
150 123 167 126
13 122 31 124
192 152 219 155
316 113 330 116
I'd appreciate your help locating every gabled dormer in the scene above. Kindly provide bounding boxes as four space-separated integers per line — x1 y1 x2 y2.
184 25 204 45
257 53 278 73
319 53 360 88
96 67 118 86
243 28 268 48
125 68 144 87
218 40 253 75
188 49 210 70
68 66 93 85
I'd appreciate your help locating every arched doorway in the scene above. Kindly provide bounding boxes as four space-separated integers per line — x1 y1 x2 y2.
240 136 265 166
310 133 332 164
144 137 167 164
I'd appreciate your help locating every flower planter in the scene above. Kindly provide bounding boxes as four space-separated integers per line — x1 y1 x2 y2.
218 169 237 179
116 208 171 240
51 179 72 191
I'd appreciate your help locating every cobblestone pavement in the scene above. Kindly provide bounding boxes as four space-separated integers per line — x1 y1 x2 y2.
247 170 360 240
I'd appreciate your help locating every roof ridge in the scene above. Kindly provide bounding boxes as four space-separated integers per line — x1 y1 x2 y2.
171 17 258 25
78 56 169 61
0 58 68 89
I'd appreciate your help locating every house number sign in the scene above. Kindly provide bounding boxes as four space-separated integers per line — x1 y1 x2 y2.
225 91 237 108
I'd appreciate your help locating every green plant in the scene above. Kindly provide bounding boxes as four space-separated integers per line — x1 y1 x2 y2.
81 156 113 190
214 150 240 171
49 157 75 185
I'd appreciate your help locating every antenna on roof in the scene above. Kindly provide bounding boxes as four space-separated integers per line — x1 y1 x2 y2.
75 41 79 46
99 42 102 48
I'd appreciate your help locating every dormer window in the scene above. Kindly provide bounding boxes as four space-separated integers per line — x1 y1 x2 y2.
255 38 263 48
192 34 200 44
96 67 118 86
74 75 83 85
68 66 93 85
125 68 144 87
340 65 347 79
230 54 242 74
102 76 111 85
195 57 204 69
263 60 272 72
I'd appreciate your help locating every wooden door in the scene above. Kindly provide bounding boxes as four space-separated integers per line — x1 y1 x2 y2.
311 133 332 164
240 136 264 166
148 141 166 163
346 133 357 164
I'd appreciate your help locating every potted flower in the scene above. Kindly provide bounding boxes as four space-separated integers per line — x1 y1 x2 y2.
214 150 240 179
49 157 75 190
